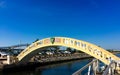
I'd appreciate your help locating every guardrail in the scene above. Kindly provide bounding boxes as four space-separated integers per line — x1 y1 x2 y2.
72 59 98 75
73 59 120 75
103 60 120 75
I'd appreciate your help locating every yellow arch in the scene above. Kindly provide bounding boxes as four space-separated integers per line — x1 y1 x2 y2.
17 37 120 65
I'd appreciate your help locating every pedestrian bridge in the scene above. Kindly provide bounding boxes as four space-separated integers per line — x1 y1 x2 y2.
17 37 120 65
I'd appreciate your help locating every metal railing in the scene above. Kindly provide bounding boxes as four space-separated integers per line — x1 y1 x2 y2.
72 59 98 75
103 60 120 75
102 61 115 75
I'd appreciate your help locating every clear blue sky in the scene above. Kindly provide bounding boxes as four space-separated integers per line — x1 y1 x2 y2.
0 0 120 49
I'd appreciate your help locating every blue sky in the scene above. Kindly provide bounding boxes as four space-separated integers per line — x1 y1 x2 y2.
0 0 120 49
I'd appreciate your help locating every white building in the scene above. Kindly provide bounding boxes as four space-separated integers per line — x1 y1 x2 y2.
0 52 10 64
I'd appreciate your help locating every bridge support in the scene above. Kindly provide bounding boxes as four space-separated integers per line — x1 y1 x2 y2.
7 55 10 64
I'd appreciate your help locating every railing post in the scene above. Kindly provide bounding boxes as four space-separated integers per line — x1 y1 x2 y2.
92 59 99 75
88 65 91 75
111 62 115 75
96 60 99 72
102 60 117 75
72 59 98 75
108 68 111 75
93 61 96 75
116 61 120 74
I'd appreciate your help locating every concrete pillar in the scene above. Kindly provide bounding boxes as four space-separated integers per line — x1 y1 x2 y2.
7 55 10 64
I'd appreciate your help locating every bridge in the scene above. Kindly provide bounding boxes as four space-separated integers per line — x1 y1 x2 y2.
0 44 30 49
17 37 120 65
16 37 120 74
1 37 120 74
0 44 30 56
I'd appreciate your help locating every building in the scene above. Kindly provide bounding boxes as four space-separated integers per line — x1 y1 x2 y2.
0 52 10 65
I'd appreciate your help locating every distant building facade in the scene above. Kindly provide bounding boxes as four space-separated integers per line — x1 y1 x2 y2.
0 52 10 64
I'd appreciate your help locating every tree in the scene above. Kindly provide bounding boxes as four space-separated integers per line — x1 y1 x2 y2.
33 38 39 43
52 46 60 54
46 46 60 54
72 49 77 53
66 47 72 52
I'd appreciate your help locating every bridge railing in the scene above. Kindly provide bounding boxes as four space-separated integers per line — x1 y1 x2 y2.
102 60 120 75
73 59 120 75
72 59 99 75
102 60 116 75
